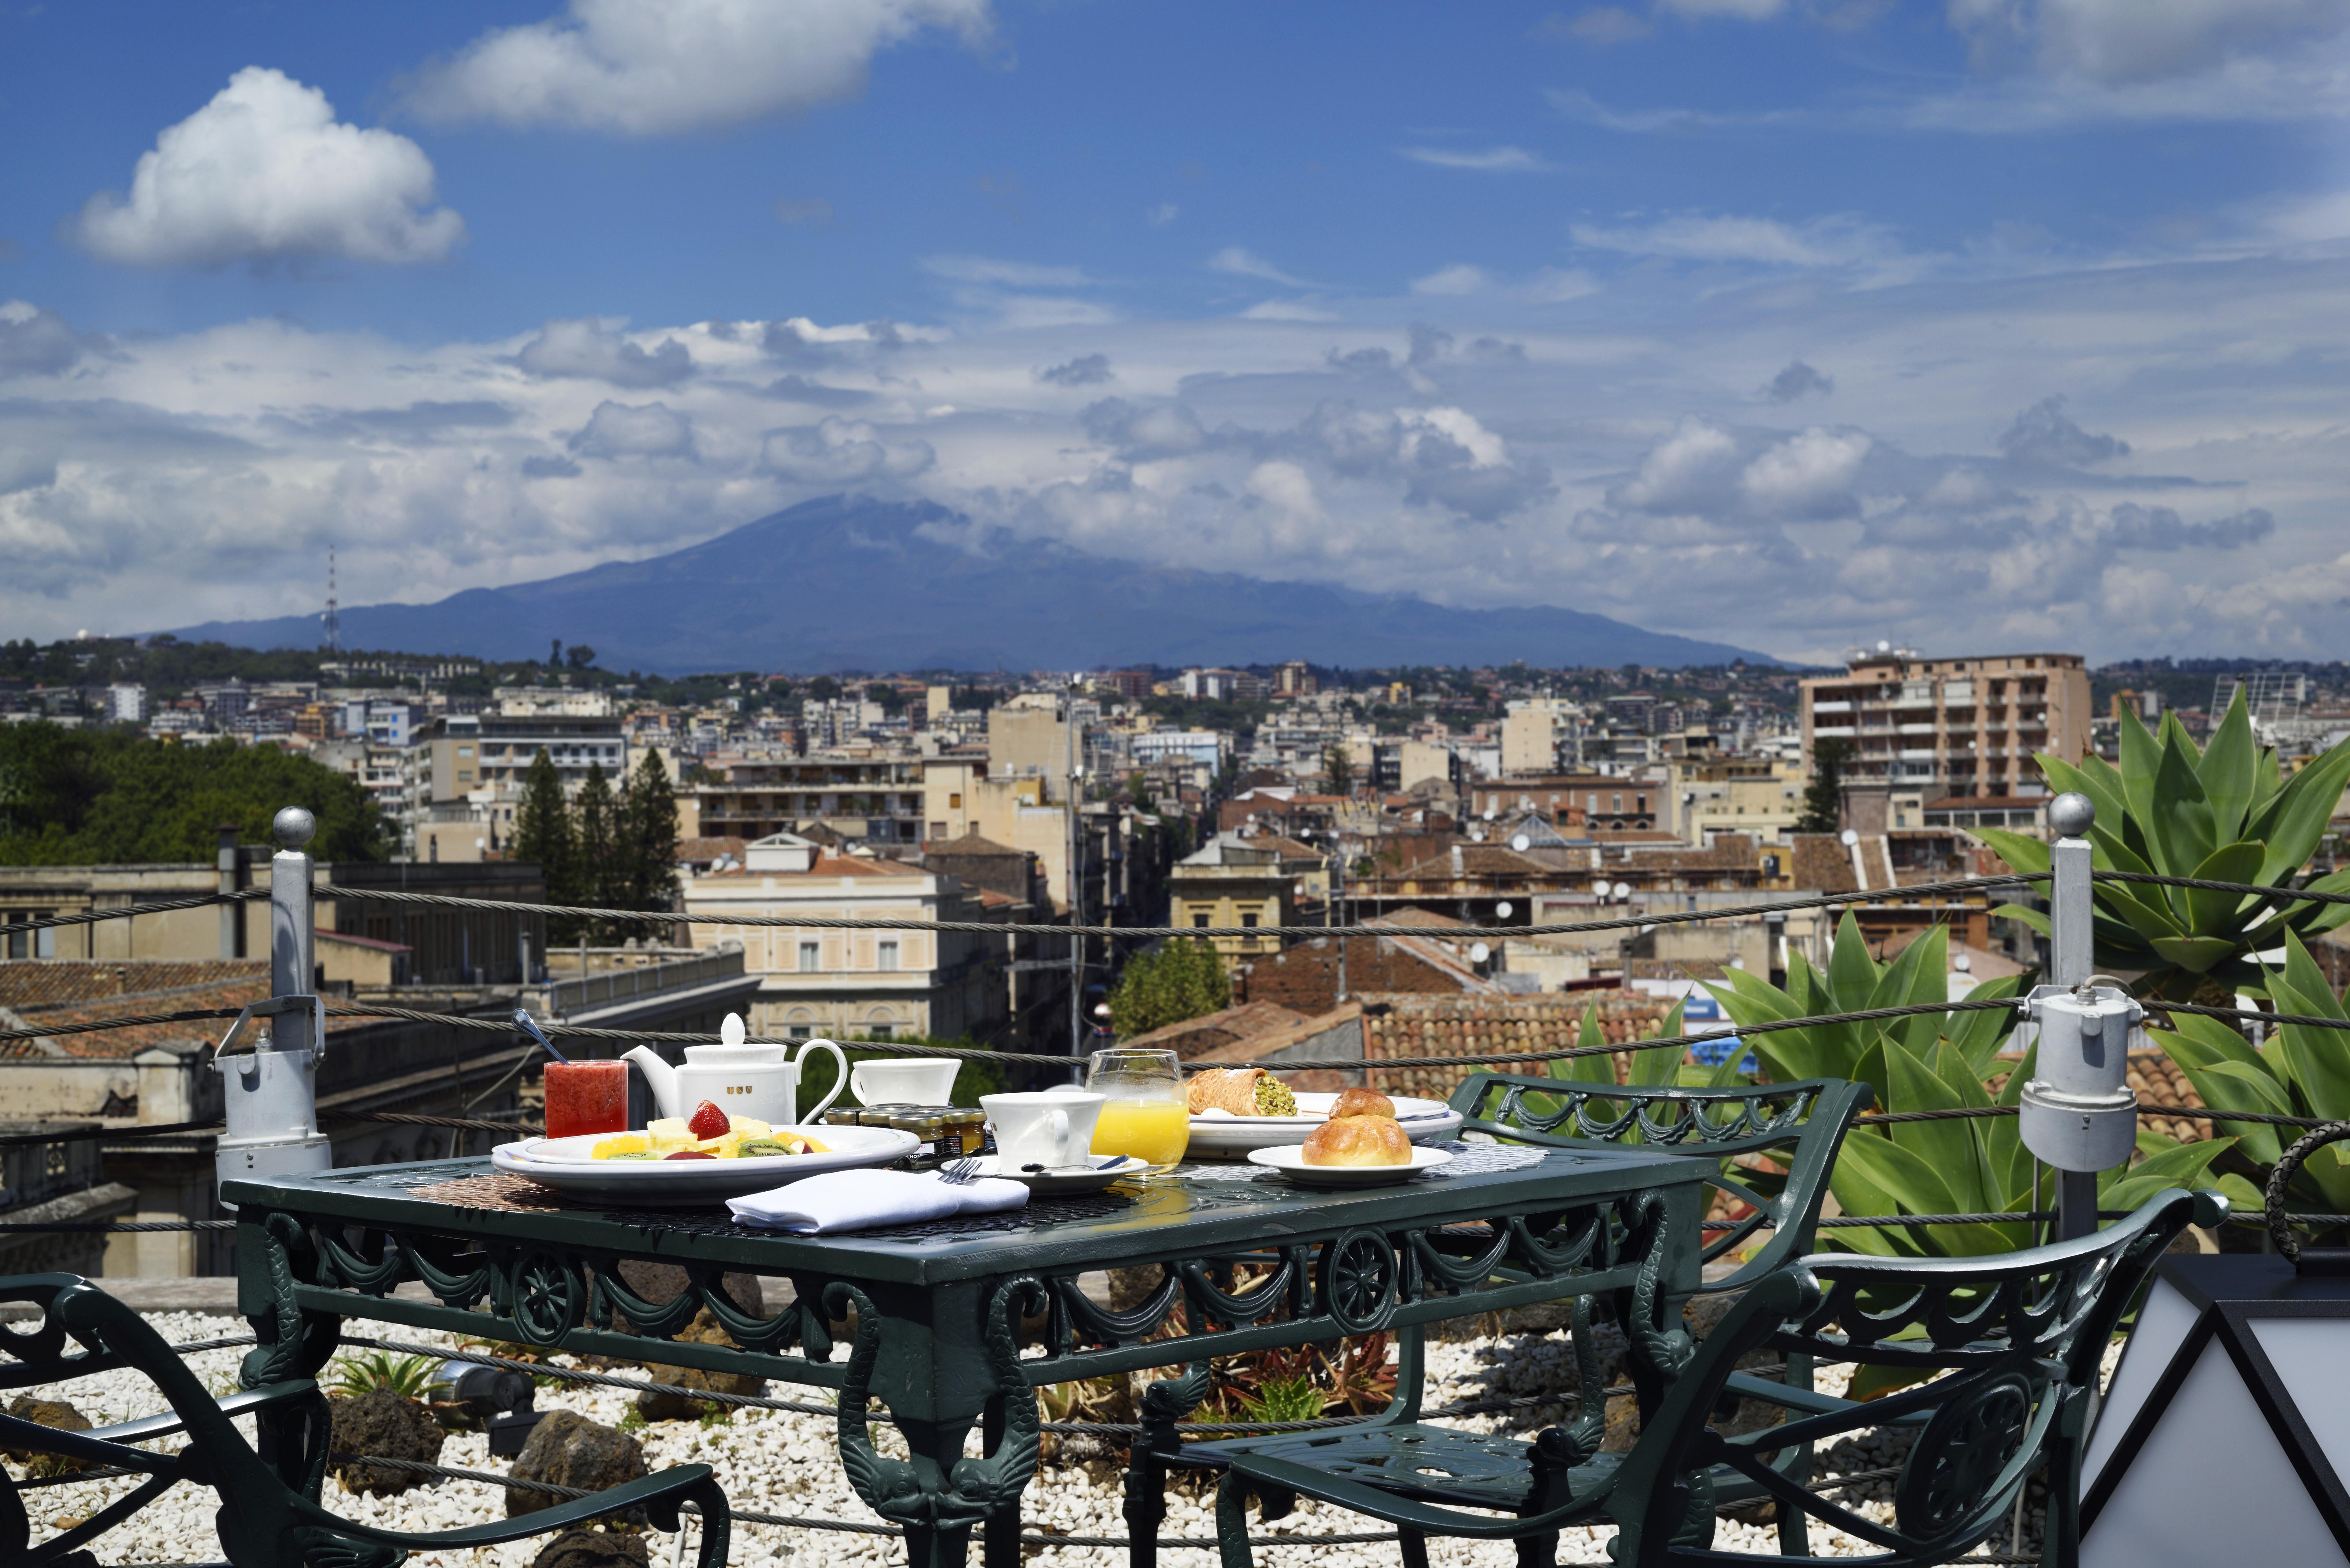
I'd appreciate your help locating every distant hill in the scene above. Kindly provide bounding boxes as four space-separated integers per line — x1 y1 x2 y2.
168 495 1777 673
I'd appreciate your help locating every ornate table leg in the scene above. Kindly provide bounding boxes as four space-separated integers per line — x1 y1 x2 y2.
1123 1362 1210 1568
830 1277 1045 1568
237 1212 344 1500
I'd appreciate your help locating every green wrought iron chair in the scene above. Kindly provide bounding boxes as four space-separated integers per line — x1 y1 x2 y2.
0 1273 731 1568
1117 1077 1869 1567
1196 1187 2218 1568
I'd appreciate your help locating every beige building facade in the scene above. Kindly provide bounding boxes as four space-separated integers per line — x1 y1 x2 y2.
1800 650 2090 803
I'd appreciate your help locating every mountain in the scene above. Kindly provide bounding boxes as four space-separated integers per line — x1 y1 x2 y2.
167 495 1778 673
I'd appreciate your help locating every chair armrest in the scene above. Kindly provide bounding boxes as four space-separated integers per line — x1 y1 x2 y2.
1225 1450 1613 1541
286 1465 721 1550
87 1380 315 1447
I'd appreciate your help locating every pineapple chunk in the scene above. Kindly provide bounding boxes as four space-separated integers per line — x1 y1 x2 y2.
726 1115 771 1139
591 1133 648 1159
646 1117 694 1150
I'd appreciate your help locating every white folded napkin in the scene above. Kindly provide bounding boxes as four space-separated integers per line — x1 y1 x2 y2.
726 1169 1028 1234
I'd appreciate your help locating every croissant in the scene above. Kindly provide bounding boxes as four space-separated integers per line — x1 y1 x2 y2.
1187 1067 1269 1115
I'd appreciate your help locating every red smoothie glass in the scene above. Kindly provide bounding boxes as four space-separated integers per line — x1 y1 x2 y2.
544 1060 629 1140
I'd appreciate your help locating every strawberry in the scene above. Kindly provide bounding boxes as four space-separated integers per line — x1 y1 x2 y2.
686 1100 731 1139
664 1150 718 1161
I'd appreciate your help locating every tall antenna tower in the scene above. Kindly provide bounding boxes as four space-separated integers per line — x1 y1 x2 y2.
323 548 341 652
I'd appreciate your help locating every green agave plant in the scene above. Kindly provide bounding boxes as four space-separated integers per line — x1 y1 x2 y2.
325 1349 438 1400
1706 914 2256 1265
1974 691 2350 1002
2158 928 2350 1221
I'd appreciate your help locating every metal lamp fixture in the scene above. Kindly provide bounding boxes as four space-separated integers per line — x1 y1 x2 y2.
2081 1125 2350 1565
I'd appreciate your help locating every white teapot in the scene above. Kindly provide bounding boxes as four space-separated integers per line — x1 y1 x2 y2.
622 1014 847 1128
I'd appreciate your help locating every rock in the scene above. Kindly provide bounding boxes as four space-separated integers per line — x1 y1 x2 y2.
531 1528 652 1568
636 1308 769 1421
328 1390 446 1496
507 1410 648 1520
4 1396 94 1477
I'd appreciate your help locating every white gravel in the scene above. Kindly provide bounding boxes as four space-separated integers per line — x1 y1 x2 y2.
15 1312 2121 1566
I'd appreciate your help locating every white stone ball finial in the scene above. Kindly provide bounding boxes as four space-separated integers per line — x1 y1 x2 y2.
2049 792 2096 840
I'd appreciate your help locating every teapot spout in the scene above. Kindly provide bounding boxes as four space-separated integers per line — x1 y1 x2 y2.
621 1046 678 1117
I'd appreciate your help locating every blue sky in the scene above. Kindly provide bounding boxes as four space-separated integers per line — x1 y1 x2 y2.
5 0 2350 662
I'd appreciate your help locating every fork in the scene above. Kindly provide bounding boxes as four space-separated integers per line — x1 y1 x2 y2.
937 1157 984 1185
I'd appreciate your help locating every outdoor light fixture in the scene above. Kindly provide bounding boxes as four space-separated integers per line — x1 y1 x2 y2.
2080 1126 2350 1566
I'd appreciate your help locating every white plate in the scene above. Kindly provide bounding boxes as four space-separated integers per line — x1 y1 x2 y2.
1185 1092 1464 1159
491 1126 919 1205
1245 1143 1455 1188
956 1153 1147 1195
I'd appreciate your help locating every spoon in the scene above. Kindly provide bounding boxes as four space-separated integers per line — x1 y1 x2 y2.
512 1008 570 1065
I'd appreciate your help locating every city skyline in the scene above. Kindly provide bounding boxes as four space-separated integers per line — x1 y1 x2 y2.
4 2 2348 661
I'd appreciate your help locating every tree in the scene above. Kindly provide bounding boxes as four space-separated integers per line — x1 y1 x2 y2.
1323 743 1355 798
1107 938 1232 1037
566 644 597 670
574 762 620 916
0 725 385 864
509 749 582 938
618 750 680 914
1793 738 1850 834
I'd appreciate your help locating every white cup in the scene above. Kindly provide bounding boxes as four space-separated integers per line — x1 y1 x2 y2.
850 1057 961 1107
981 1090 1105 1170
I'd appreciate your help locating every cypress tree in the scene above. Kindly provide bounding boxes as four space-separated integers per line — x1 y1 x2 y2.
1794 738 1853 835
510 749 581 939
575 762 620 924
620 750 681 913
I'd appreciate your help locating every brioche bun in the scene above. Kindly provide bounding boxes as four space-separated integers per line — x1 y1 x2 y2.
1327 1088 1396 1121
1301 1115 1412 1167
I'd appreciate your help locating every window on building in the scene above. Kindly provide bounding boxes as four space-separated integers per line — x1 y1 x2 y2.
457 745 474 758
879 940 900 971
1240 911 1260 929
868 1024 895 1041
1193 912 1211 928
1613 793 1624 813
930 821 947 838
787 1025 812 1040
948 793 963 809
799 942 821 972
1636 794 1647 813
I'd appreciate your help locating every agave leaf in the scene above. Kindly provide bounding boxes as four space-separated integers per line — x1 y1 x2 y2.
1932 1038 2005 1215
1546 1000 1618 1087
2288 869 2350 940
1868 923 1949 1056
1789 944 1868 1077
1827 912 1883 1012
2248 736 2350 889
2085 828 2187 942
2291 1141 2350 1217
2037 752 2126 836
1991 902 2051 937
2162 1010 2270 1074
1986 1041 2037 1198
2143 738 2218 899
2187 1059 2291 1167
2182 842 2267 939
2198 689 2260 841
2100 1138 2237 1217
2158 708 2205 768
1628 999 1687 1090
2117 704 2164 828
2149 934 2240 975
1947 973 2028 1079
2276 930 2350 1022
1832 1130 2011 1256
1975 826 2050 878
1883 1037 1988 1214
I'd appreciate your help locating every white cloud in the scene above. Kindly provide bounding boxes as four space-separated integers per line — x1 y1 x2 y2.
760 416 935 483
69 68 464 268
570 400 695 458
1238 298 1339 321
1209 248 1310 286
1523 268 1602 303
1612 417 1743 512
1147 203 1180 226
517 318 695 386
401 0 993 135
1399 146 1553 172
921 255 1095 287
1657 0 1787 16
1739 427 1871 518
1571 212 1906 269
1412 264 1491 296
1951 0 2350 85
1545 7 1656 44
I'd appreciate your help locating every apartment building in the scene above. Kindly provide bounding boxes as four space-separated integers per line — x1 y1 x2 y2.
1169 834 1307 970
1665 757 1803 842
1800 650 2090 829
692 756 927 848
1469 775 1657 833
680 833 1006 1043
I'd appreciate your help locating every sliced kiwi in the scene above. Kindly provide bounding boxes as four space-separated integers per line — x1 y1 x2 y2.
736 1138 794 1158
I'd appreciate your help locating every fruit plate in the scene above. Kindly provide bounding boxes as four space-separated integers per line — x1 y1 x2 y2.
490 1125 919 1205
1186 1092 1463 1159
952 1153 1148 1195
1244 1144 1454 1188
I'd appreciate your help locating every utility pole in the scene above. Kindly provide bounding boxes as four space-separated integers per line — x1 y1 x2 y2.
1333 828 1348 1004
212 808 333 1208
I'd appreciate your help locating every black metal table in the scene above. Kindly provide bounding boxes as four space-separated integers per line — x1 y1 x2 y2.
224 1145 1709 1568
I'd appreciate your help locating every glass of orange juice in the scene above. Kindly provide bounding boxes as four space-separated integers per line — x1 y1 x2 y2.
1087 1047 1190 1173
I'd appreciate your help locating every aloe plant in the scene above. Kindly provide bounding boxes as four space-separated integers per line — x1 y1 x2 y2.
1975 691 2350 1002
2158 929 2350 1221
1707 913 2255 1263
325 1350 437 1400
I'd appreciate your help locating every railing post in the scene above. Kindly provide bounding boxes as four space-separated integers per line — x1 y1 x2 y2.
2022 791 2141 1241
216 822 242 960
211 808 333 1209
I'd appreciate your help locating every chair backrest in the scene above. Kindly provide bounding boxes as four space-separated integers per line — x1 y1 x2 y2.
1603 1187 2220 1567
1447 1073 1873 1284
